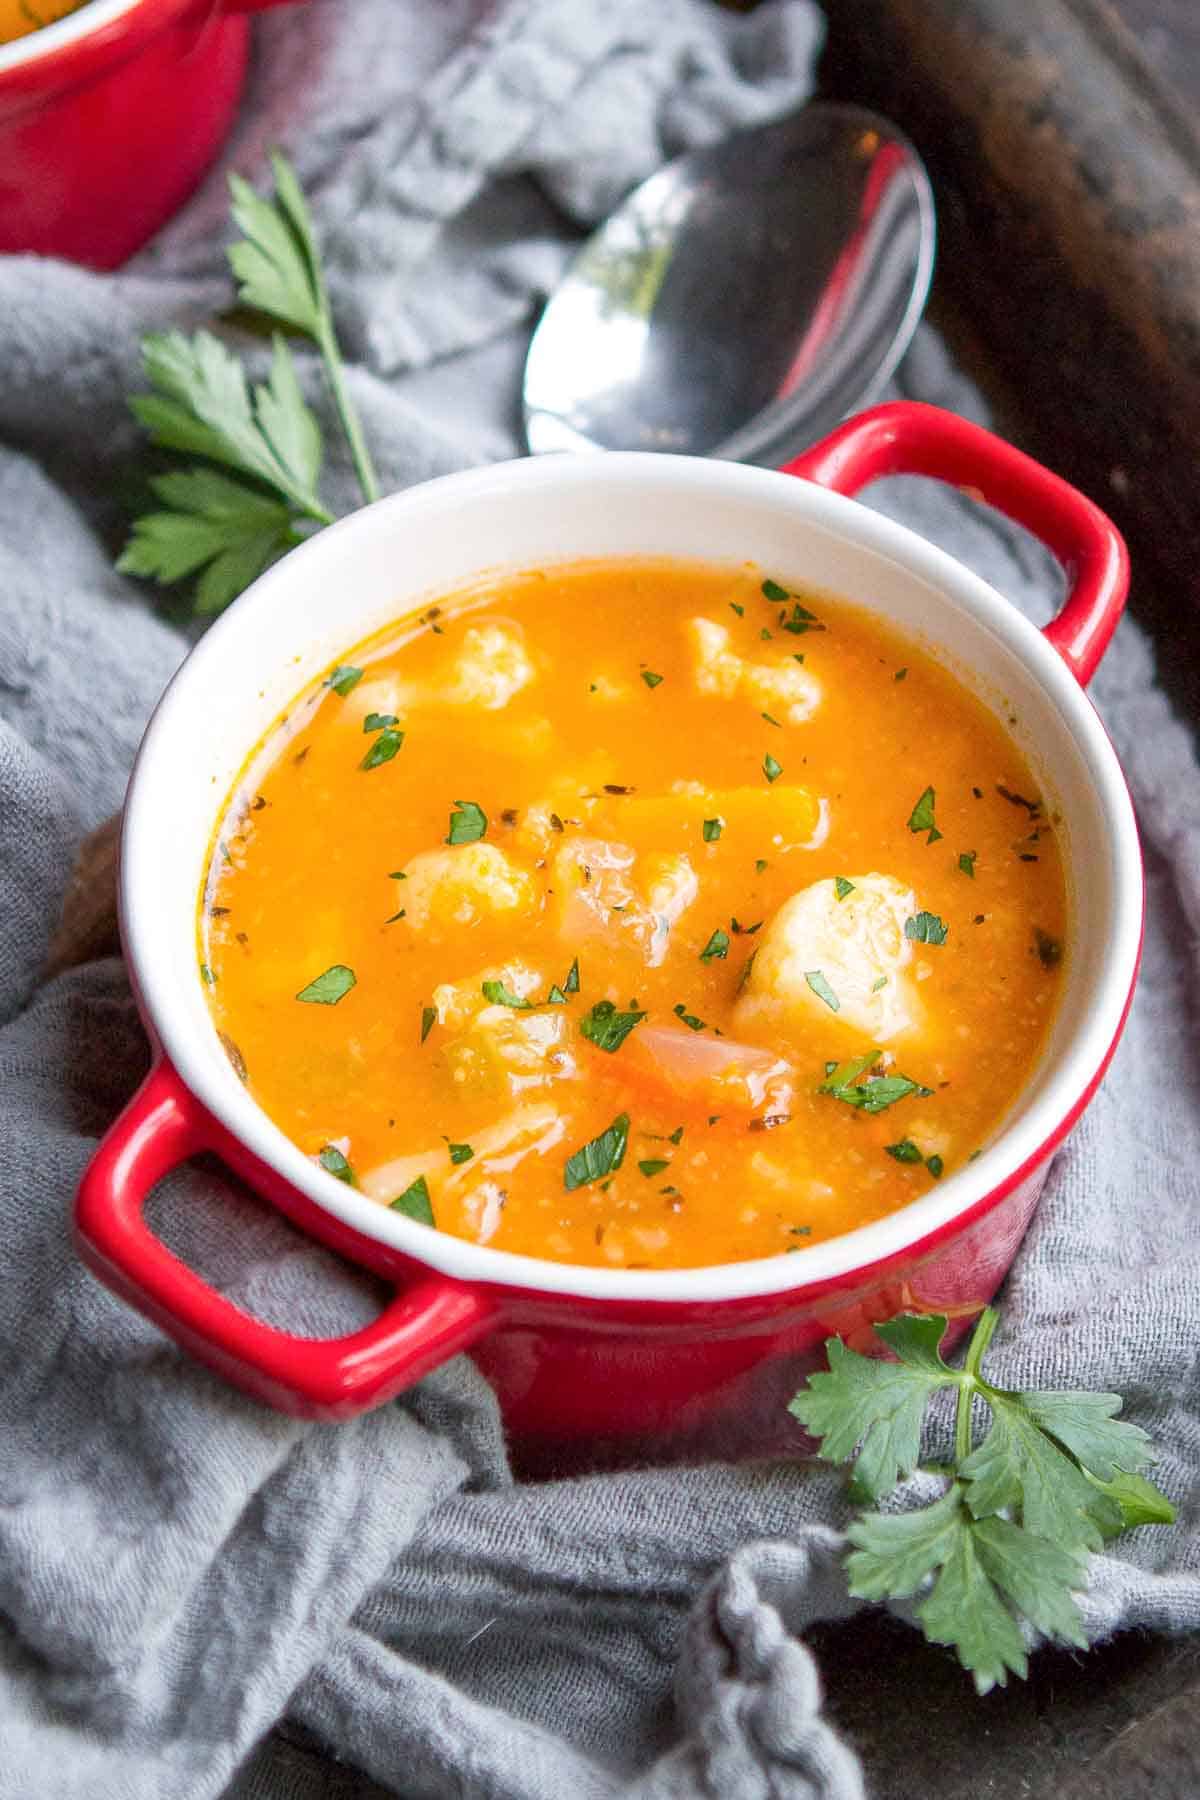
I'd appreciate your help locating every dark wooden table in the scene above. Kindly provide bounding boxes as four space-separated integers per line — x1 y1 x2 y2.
811 3 1200 1791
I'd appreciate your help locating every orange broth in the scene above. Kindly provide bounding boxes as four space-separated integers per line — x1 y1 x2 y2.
199 560 1066 1270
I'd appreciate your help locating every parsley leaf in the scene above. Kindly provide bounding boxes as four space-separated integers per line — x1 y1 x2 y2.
579 999 646 1052
447 799 487 844
907 785 943 845
790 1308 1175 1694
761 577 789 602
805 969 840 1012
641 670 664 689
296 964 356 1005
673 1003 706 1031
546 984 567 1005
328 665 363 696
481 979 532 1009
363 711 399 731
819 1051 931 1114
700 928 730 963
390 1174 435 1225
834 876 855 901
361 726 404 770
446 1142 474 1166
763 752 783 783
702 817 724 842
318 1145 356 1184
564 957 581 994
638 1158 670 1178
564 1113 630 1190
959 851 977 878
905 911 949 946
886 1139 924 1163
420 1004 436 1043
116 464 301 616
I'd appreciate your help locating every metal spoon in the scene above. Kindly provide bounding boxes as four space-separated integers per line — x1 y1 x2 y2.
523 103 934 466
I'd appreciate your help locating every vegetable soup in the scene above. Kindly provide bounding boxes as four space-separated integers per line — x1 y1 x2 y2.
200 560 1066 1270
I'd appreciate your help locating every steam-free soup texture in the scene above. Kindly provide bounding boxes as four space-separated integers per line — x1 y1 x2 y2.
200 560 1066 1270
0 0 87 42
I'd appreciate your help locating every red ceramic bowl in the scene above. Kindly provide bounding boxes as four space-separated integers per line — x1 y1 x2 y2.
0 0 294 267
75 404 1142 1444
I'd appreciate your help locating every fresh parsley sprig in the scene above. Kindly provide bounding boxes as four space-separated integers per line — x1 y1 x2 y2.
118 153 378 615
789 1307 1174 1695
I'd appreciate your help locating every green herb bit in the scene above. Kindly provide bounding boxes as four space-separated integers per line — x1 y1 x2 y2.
871 975 888 992
564 957 581 994
363 711 399 732
789 1306 1175 1694
446 1142 474 1166
199 963 216 986
481 979 533 1010
885 1139 924 1164
762 711 782 727
895 667 908 682
447 798 487 844
926 1154 944 1178
318 1144 356 1184
420 1004 436 1043
819 1050 932 1114
1034 927 1063 967
328 665 363 697
638 1158 670 1178
390 1174 435 1225
296 963 356 1005
834 876 855 901
907 785 943 845
703 817 724 842
959 851 977 878
805 970 840 1012
668 1126 684 1145
641 670 664 689
730 917 762 936
564 1113 630 1191
905 911 949 946
755 858 768 874
361 727 404 771
579 999 646 1052
729 602 745 617
700 928 730 963
781 602 819 635
673 1003 706 1032
546 984 567 1005
762 577 789 602
763 752 783 783
384 909 406 924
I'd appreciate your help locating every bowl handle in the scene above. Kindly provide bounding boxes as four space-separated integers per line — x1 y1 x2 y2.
784 401 1129 686
74 1061 496 1419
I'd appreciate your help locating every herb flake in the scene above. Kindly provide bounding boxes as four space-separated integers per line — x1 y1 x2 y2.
564 1113 630 1190
296 963 356 1005
447 799 487 845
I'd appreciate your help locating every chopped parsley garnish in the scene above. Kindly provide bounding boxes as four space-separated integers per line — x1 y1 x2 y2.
700 928 730 963
1034 927 1063 967
384 909 406 924
641 670 664 689
199 963 216 986
762 711 782 727
674 1003 706 1032
420 1004 436 1043
996 784 1041 815
564 957 581 994
805 970 840 1012
755 858 768 874
446 1142 474 1166
871 975 888 992
730 917 762 935
763 753 783 783
738 950 757 993
781 602 819 634
834 876 855 901
703 817 724 842
318 1144 356 1184
885 1139 924 1164
638 1158 670 1178
959 851 977 878
446 798 487 844
905 911 949 946
761 578 789 602
729 601 745 616
390 1174 435 1225
363 711 399 732
927 1154 944 1178
564 1113 630 1190
327 665 363 697
819 1050 932 1114
546 984 567 1005
894 667 908 681
360 727 404 770
296 963 356 1005
580 999 646 1052
481 979 532 1009
668 1125 684 1145
907 785 943 845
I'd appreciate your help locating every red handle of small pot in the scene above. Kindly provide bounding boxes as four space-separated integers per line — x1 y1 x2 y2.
784 401 1129 686
74 1061 495 1419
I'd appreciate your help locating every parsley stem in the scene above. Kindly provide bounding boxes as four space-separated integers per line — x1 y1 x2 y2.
315 314 380 507
954 1305 1000 1462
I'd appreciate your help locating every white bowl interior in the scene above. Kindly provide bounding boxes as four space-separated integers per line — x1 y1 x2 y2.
121 454 1141 1303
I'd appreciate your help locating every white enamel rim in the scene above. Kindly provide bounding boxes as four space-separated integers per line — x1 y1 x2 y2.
0 0 150 75
120 451 1142 1306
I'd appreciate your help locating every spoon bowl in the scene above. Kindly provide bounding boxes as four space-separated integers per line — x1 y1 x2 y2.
523 103 935 465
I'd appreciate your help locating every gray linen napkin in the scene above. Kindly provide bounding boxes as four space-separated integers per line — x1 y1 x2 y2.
0 3 1197 1797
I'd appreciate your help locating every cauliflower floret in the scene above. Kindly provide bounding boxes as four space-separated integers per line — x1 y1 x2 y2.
400 843 538 937
737 873 920 1042
441 621 534 709
688 617 821 723
359 1104 567 1237
446 1006 576 1096
552 837 698 967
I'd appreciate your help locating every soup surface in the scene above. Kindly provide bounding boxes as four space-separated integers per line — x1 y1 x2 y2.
0 0 87 42
200 560 1066 1270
